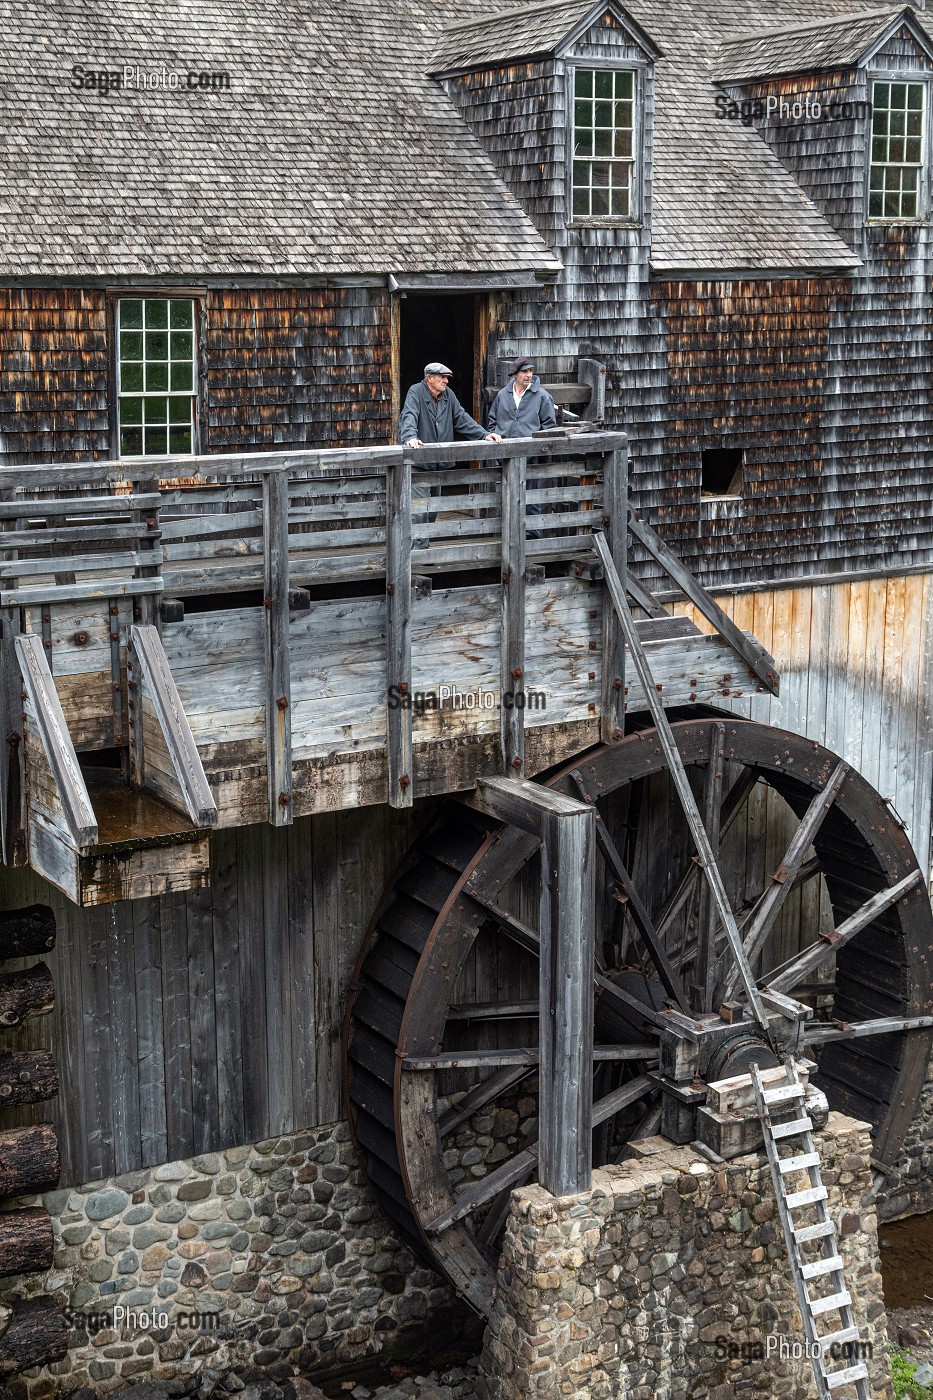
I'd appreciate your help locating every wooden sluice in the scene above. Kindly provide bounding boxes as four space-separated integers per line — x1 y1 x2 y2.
0 431 777 905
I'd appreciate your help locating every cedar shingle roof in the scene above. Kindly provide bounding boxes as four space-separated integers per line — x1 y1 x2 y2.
430 0 661 77
714 5 933 83
0 0 561 279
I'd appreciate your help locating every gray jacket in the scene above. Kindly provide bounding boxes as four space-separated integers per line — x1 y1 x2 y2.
398 379 488 454
487 376 557 438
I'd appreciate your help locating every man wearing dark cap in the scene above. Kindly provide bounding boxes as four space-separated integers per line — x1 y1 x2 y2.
487 356 557 438
399 363 501 454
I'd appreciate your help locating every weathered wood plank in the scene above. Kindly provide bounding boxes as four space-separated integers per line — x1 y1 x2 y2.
601 447 627 741
385 458 413 808
500 454 526 776
16 634 97 848
263 471 293 826
129 625 217 827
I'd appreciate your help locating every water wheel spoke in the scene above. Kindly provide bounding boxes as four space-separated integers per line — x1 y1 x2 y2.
571 768 690 1013
464 889 539 954
691 722 726 1011
437 1065 535 1136
804 1015 933 1047
427 1075 655 1235
764 869 924 995
447 1000 539 1021
406 1044 658 1071
724 760 849 997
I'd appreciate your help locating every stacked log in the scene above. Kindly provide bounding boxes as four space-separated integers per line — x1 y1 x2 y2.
0 905 66 1381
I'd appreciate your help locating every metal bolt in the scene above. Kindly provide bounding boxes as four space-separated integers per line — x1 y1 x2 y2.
511 667 523 680
386 583 395 595
511 757 522 769
74 631 89 646
398 681 409 695
588 671 596 681
613 677 622 690
263 596 273 608
502 569 511 584
399 774 411 789
278 792 291 807
276 696 289 711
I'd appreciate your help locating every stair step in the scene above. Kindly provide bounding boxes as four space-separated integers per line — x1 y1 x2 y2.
818 1326 862 1349
762 1083 806 1105
779 1151 821 1174
771 1116 813 1139
809 1289 852 1317
785 1184 828 1209
801 1254 844 1280
824 1363 869 1389
794 1220 836 1243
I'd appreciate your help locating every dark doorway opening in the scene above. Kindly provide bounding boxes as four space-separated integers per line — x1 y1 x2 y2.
398 294 482 423
701 447 744 497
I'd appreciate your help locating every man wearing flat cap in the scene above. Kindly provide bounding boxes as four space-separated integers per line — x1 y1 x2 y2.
399 363 501 457
487 356 557 438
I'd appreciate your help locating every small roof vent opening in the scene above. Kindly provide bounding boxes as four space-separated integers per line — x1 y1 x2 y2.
701 447 744 498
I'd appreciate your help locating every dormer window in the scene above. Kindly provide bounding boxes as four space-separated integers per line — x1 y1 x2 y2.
869 80 926 219
571 68 639 222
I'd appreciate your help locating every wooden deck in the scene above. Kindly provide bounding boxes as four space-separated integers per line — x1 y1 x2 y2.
0 432 778 901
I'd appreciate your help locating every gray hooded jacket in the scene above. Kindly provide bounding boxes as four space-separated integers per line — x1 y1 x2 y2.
487 376 557 438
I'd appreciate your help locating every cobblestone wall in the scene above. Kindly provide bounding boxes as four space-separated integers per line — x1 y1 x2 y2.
876 1059 933 1222
477 1112 893 1400
4 1122 466 1398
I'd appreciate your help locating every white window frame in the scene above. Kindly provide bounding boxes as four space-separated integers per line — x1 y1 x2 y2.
867 74 929 223
116 295 199 459
566 61 645 227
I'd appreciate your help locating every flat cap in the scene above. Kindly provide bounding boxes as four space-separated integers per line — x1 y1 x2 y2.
424 361 453 376
509 355 534 375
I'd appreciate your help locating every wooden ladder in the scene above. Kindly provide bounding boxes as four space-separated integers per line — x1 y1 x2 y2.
751 1058 871 1399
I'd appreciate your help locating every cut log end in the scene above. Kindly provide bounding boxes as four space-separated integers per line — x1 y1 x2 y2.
0 1052 59 1107
0 907 56 961
0 1297 68 1376
0 1209 53 1278
0 1124 60 1197
0 963 54 1027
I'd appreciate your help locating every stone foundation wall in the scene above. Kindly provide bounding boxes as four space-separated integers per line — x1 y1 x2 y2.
4 1121 465 1398
477 1112 893 1400
876 1059 933 1221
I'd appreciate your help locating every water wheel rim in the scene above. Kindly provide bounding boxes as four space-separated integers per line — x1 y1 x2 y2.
346 717 933 1316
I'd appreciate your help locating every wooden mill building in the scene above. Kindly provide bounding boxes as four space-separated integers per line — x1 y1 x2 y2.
0 0 932 1387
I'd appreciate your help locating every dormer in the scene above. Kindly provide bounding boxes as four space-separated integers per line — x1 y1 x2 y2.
713 6 933 239
430 0 663 239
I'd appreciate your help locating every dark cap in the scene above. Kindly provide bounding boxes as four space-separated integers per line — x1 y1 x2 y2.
509 356 534 375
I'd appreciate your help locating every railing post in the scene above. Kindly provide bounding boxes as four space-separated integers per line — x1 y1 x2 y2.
386 456 413 808
600 444 627 743
500 453 526 776
263 468 293 826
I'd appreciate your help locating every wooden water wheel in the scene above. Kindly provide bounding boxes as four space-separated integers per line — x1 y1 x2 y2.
344 717 933 1315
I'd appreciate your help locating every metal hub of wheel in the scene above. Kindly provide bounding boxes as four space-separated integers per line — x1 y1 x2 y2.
344 717 933 1315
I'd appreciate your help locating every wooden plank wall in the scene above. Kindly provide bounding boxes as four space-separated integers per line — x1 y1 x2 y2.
674 571 933 882
0 287 393 465
0 802 436 1186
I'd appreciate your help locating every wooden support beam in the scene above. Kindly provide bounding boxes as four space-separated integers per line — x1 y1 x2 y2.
128 625 217 827
593 530 771 1035
768 870 924 994
0 1209 52 1277
0 962 54 1026
0 1124 60 1196
804 1014 933 1046
600 447 626 741
0 1050 58 1106
627 513 779 695
500 454 526 776
0 608 25 867
0 906 56 960
15 633 97 848
386 457 413 808
262 470 293 825
0 1298 68 1376
468 776 595 1197
692 722 725 1011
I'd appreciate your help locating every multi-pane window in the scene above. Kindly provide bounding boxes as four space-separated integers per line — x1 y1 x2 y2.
118 298 197 457
572 68 635 219
869 80 926 219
